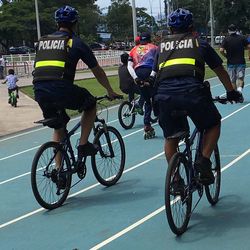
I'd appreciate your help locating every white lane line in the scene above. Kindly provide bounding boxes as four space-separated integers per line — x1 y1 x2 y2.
0 152 164 229
0 118 130 162
0 125 159 186
90 148 250 250
2 76 249 160
0 82 223 161
2 71 243 144
0 104 120 143
0 91 248 183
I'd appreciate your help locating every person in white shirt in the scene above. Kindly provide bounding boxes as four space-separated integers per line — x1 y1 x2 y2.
0 54 5 79
2 69 19 103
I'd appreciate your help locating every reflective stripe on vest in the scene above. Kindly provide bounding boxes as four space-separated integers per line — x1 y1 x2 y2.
159 58 195 69
35 60 65 68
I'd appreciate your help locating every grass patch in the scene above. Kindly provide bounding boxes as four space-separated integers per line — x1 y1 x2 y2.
21 63 249 117
20 76 124 117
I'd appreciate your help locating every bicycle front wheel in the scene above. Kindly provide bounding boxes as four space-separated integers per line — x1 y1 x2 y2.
165 152 192 235
118 101 136 129
31 141 72 210
92 126 125 186
205 144 221 205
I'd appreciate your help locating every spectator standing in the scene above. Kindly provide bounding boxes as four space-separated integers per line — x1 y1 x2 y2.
0 54 5 79
220 24 250 94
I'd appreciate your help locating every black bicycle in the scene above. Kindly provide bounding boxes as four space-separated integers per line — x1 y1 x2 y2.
165 96 227 235
118 95 158 129
31 96 125 210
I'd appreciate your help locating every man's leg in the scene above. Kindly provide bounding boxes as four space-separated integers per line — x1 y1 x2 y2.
164 138 179 163
227 65 237 89
236 65 246 93
79 104 97 146
202 123 221 159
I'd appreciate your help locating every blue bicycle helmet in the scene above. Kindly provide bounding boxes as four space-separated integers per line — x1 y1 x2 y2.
55 5 78 23
168 8 193 29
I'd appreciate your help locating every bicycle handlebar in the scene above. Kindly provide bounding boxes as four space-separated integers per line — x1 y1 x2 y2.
212 96 228 104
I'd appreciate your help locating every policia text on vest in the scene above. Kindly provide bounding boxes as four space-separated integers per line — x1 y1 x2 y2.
33 35 75 84
157 34 205 81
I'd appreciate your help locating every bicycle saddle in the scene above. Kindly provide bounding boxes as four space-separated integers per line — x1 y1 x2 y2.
34 117 64 127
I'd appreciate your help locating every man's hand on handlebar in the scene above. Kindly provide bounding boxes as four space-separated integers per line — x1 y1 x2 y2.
106 89 123 100
226 89 244 103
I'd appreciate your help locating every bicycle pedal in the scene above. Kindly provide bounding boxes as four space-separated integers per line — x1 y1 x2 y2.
77 162 86 179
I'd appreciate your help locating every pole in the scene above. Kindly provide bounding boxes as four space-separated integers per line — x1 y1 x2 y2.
209 0 214 47
149 0 154 33
35 0 41 40
131 0 137 41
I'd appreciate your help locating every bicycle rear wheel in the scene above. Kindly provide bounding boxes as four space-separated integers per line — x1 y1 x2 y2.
205 144 221 205
92 126 125 186
31 141 72 209
118 101 136 129
165 152 192 235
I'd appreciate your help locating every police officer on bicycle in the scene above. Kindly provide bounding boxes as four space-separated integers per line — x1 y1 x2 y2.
33 6 121 164
152 8 242 185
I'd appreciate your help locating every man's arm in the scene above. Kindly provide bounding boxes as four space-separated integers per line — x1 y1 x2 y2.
90 64 120 98
219 47 227 58
127 61 138 80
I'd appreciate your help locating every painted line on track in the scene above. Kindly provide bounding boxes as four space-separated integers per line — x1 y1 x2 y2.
0 152 164 229
2 71 241 144
0 117 125 162
0 81 227 162
0 73 250 229
0 99 249 228
89 148 250 250
0 104 120 143
0 90 249 186
0 123 157 185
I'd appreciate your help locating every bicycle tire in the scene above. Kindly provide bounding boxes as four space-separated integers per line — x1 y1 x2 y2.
91 126 125 186
165 152 192 235
10 93 17 107
118 101 136 129
31 141 72 209
205 144 221 205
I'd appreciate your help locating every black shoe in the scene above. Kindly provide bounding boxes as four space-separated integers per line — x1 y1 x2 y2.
8 98 11 104
171 177 185 197
194 156 215 185
77 142 99 160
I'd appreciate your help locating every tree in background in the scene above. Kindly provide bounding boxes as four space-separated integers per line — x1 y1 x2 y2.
169 0 250 35
0 0 100 51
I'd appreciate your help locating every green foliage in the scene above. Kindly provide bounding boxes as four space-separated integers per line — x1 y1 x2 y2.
106 0 133 40
174 0 250 35
0 0 99 50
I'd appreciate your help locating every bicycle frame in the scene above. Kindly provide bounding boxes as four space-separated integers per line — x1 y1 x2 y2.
181 128 204 191
58 112 115 171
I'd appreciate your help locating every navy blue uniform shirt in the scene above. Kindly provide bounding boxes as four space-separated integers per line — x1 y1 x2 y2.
154 38 223 98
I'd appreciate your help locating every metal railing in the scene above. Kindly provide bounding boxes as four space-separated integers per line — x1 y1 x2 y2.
3 50 125 76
